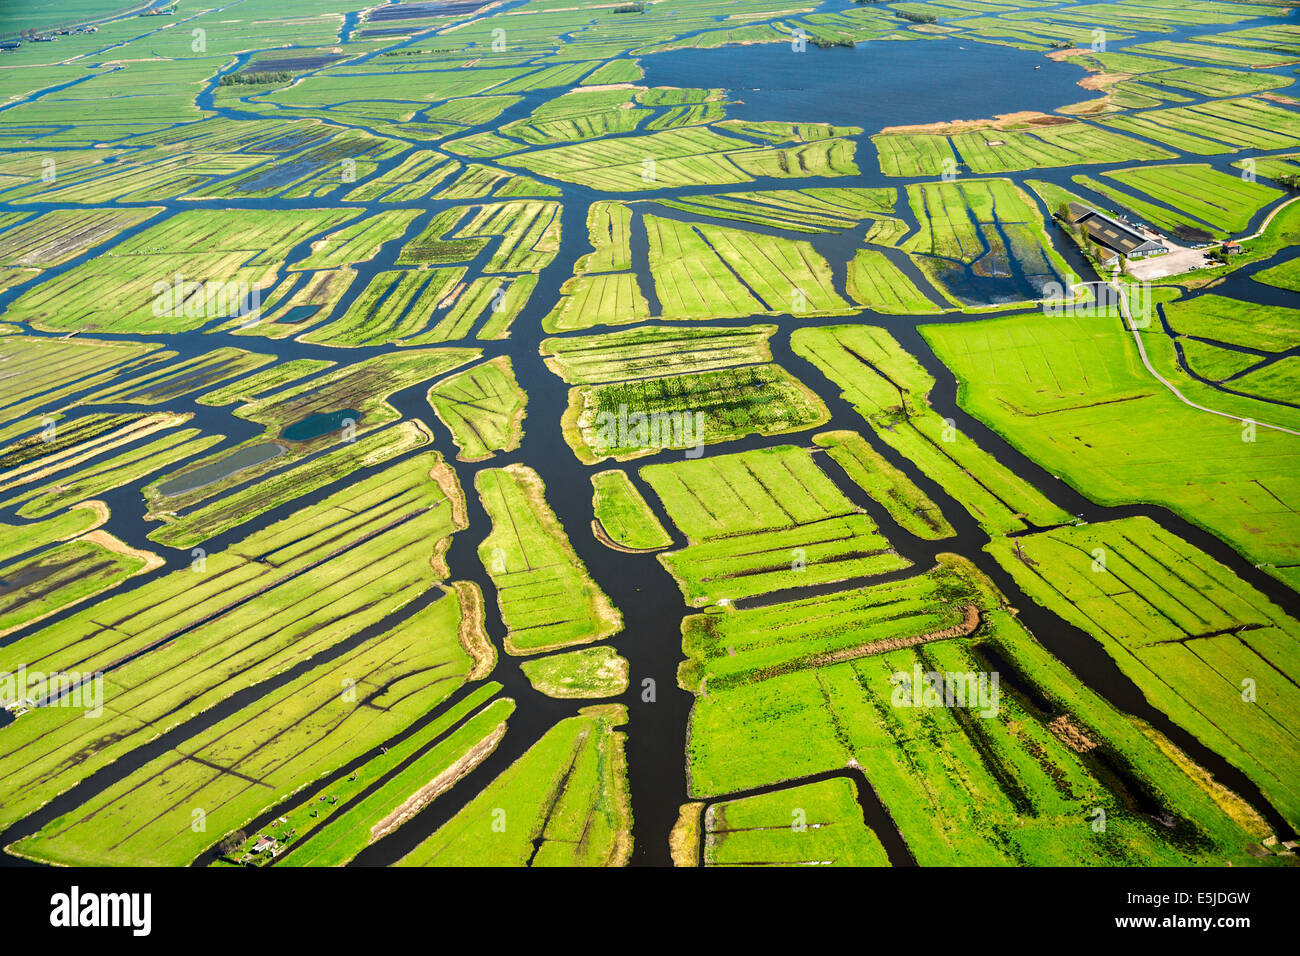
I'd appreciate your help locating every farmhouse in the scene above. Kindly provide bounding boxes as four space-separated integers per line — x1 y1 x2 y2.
1064 203 1167 265
250 835 279 857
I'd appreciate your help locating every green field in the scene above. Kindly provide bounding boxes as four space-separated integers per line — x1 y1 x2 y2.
397 704 632 866
814 430 957 540
655 187 898 234
563 363 830 464
14 586 480 866
0 529 154 639
543 324 775 384
521 646 630 699
1101 164 1283 235
0 454 469 833
792 325 1072 535
847 248 946 314
921 309 1300 572
900 178 1071 304
988 517 1300 829
427 357 527 461
643 445 910 605
702 778 891 867
591 469 673 552
681 555 1274 864
645 215 851 320
875 118 1173 177
278 691 515 867
6 209 357 334
476 465 622 654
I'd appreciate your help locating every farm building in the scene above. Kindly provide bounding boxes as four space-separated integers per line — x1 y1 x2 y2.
250 835 278 856
1065 203 1167 265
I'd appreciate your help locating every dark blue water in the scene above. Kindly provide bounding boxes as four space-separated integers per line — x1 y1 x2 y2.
282 409 361 441
642 36 1089 130
277 305 322 323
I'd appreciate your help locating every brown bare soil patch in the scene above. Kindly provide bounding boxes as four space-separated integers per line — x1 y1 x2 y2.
428 449 468 530
1046 47 1090 62
807 604 980 667
368 721 507 842
1079 72 1130 91
450 580 495 679
670 802 704 867
437 282 466 309
1048 714 1098 753
878 111 1071 136
80 529 164 573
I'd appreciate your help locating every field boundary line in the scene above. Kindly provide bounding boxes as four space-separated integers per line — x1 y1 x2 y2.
1103 271 1300 439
